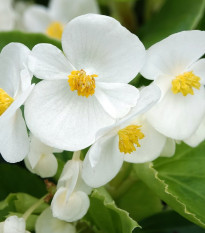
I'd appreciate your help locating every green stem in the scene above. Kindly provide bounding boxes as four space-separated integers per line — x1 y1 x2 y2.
22 194 48 221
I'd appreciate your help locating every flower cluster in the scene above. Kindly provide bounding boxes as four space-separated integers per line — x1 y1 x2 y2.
1 5 205 233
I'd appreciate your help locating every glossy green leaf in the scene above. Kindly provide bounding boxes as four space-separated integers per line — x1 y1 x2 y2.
117 180 163 221
0 31 61 51
0 164 47 200
134 211 205 233
85 188 139 233
134 141 205 228
139 0 205 47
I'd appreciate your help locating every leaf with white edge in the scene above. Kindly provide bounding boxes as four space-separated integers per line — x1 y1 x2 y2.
85 188 139 233
139 0 205 47
134 141 205 228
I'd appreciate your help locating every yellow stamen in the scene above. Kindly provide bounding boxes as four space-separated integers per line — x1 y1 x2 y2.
171 71 201 96
0 88 14 116
68 69 98 97
118 125 145 154
46 21 63 40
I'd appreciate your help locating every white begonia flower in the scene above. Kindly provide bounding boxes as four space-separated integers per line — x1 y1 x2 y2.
24 134 60 178
36 208 76 233
51 153 92 222
0 43 34 163
23 0 99 40
184 116 205 147
0 216 30 233
0 0 16 31
82 85 170 188
141 31 205 140
25 14 146 151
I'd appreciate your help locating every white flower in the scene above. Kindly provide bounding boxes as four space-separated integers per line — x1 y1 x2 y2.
184 116 205 147
36 208 76 233
0 216 30 233
51 154 92 222
82 85 170 188
23 0 99 39
141 31 205 140
0 43 34 163
24 134 60 178
0 0 15 30
25 14 146 151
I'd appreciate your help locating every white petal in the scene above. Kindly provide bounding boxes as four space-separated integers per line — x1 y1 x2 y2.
23 5 51 32
190 58 205 84
49 0 99 23
141 31 205 80
36 207 76 233
124 120 166 163
82 134 123 188
0 43 31 97
0 6 15 31
4 216 26 233
51 187 90 222
28 44 74 80
160 138 176 157
184 117 205 147
0 109 29 163
147 87 205 140
25 80 115 151
62 14 145 83
95 82 139 118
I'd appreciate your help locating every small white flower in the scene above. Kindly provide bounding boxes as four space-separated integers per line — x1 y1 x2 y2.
23 0 99 39
36 208 76 233
184 116 205 147
0 216 30 233
24 134 60 178
25 14 145 151
141 31 205 140
82 85 169 188
0 43 34 163
51 154 92 222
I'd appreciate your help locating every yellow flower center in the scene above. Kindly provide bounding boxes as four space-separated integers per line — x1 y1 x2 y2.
171 71 201 96
118 125 145 154
46 21 63 40
0 88 14 116
68 69 98 97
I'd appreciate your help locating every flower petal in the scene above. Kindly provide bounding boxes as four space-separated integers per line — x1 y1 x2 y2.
0 109 29 163
0 43 31 97
49 0 99 23
124 120 166 163
62 14 145 83
25 80 115 151
51 187 90 222
36 207 76 233
29 44 74 81
95 82 139 118
160 138 176 157
23 5 51 32
141 31 205 80
147 87 205 140
82 134 123 188
184 117 205 147
190 58 205 84
4 216 26 233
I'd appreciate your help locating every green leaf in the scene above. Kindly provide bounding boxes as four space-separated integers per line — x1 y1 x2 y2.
134 211 205 233
0 31 61 51
139 0 205 47
0 164 47 200
85 188 139 233
117 180 163 221
134 141 205 228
